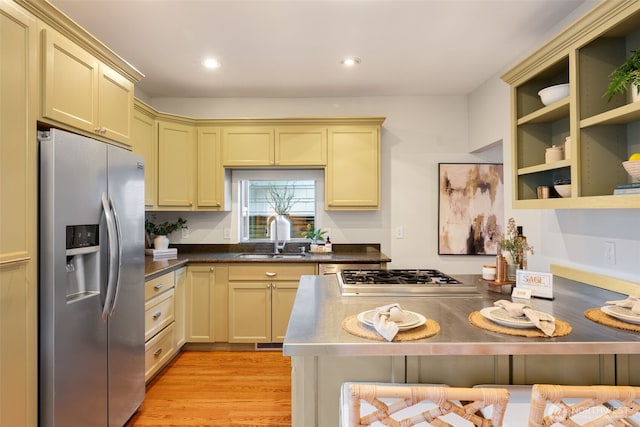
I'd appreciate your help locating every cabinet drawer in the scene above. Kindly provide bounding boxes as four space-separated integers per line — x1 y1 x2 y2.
145 271 175 301
145 288 175 341
228 263 316 281
145 322 175 382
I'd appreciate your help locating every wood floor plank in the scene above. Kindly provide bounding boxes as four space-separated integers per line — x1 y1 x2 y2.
126 351 292 427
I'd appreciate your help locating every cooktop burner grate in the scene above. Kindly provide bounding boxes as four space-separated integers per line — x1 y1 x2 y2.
341 269 461 285
337 269 479 297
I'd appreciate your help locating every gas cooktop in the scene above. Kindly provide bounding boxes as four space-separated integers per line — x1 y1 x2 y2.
337 269 480 297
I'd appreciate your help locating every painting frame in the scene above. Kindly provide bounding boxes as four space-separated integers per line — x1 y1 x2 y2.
438 163 504 256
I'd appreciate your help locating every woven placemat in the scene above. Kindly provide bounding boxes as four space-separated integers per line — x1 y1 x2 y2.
468 311 572 338
584 308 640 333
341 315 440 342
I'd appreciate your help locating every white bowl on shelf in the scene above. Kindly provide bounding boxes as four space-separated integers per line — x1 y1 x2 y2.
554 184 571 198
623 160 640 179
538 83 569 106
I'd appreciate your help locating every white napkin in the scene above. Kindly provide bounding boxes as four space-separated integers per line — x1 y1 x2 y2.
606 295 640 314
373 303 406 341
494 299 556 337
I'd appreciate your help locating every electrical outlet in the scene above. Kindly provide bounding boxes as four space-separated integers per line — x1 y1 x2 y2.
604 241 616 265
181 227 190 238
395 226 404 239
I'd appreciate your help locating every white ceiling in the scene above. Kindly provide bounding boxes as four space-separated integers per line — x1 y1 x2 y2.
49 0 590 98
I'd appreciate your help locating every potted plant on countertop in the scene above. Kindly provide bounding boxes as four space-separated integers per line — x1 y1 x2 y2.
498 218 534 279
605 49 640 102
145 216 187 250
301 224 327 252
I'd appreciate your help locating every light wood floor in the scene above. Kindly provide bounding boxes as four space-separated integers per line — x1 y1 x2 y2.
126 350 292 427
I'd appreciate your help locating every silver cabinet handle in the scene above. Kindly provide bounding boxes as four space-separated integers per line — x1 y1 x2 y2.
154 348 162 357
266 272 277 277
153 311 162 319
154 283 164 290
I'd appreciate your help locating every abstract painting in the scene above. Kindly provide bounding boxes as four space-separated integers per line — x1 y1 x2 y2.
438 163 504 255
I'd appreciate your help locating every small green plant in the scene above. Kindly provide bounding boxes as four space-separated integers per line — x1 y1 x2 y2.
301 224 326 242
497 218 534 265
145 216 187 236
605 49 640 101
267 184 297 215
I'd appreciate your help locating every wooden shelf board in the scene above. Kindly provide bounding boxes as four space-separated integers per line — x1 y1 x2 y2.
581 101 640 128
517 98 570 125
518 160 571 175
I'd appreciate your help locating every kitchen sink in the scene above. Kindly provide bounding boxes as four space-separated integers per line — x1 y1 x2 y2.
235 253 307 259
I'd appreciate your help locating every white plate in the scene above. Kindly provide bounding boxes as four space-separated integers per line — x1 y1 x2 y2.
357 310 426 331
601 305 640 325
480 307 554 329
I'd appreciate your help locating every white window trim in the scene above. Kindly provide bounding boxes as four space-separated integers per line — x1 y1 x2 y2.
230 169 325 243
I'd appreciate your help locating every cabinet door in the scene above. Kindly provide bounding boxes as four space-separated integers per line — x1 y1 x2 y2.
228 282 271 343
157 120 196 208
97 63 133 144
197 126 224 208
275 126 327 166
221 127 274 166
271 281 299 342
41 27 99 133
0 1 37 425
326 126 380 210
131 104 157 208
174 267 186 349
185 266 215 342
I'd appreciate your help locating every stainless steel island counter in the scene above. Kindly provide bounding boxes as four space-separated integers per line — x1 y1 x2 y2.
283 274 640 427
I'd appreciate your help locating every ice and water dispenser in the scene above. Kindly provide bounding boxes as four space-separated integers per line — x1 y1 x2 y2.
65 224 100 302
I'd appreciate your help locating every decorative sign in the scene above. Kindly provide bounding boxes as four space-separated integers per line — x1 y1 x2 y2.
511 287 532 300
515 269 554 299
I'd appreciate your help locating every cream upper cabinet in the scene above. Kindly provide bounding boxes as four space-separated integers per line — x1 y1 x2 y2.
275 126 327 166
131 102 157 208
0 1 37 425
185 265 216 343
502 1 640 209
197 126 225 209
326 125 381 210
221 126 274 166
157 119 196 208
227 264 315 343
40 26 134 145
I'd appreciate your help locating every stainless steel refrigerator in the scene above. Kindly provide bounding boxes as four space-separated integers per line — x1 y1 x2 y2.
39 129 145 427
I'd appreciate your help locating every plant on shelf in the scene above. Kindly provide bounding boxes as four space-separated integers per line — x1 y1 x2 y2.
301 224 326 244
497 218 534 268
145 216 187 237
605 49 640 102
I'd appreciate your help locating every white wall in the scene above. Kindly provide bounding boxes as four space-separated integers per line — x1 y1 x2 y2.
147 95 502 273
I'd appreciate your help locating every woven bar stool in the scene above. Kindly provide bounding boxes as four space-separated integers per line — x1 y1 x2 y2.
528 384 640 426
340 382 510 426
475 384 640 426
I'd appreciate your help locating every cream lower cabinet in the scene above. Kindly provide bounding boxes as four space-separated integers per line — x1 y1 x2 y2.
326 125 381 210
144 272 177 382
40 25 134 146
174 267 187 348
0 1 37 425
227 264 315 343
185 265 216 342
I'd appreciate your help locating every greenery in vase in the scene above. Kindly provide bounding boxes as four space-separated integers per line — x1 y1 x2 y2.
605 49 640 102
268 184 297 215
145 216 187 237
497 217 534 265
301 224 326 242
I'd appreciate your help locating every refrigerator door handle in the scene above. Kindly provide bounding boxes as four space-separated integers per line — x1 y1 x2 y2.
108 194 123 317
101 193 119 322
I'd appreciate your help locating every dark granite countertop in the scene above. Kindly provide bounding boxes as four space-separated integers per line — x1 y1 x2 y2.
144 243 391 280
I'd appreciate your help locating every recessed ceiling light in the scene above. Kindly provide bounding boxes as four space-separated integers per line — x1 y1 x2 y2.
202 58 221 69
340 57 361 66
